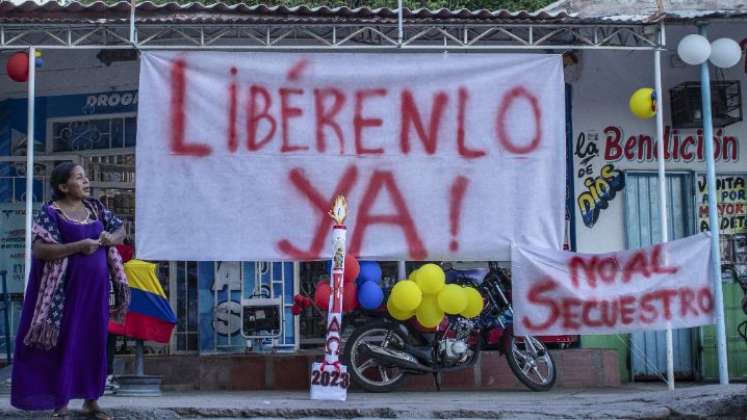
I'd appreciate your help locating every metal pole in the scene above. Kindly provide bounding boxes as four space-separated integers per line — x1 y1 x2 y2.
699 25 729 385
1 271 11 363
135 339 144 376
129 0 136 45
397 0 403 46
23 47 36 293
398 260 406 280
653 24 674 391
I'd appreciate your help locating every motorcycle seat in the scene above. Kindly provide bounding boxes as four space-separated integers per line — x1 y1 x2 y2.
448 267 489 285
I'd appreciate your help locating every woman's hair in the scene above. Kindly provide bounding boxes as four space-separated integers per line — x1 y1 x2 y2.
50 161 80 200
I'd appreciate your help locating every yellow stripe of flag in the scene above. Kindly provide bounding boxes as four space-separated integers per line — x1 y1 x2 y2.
124 259 167 298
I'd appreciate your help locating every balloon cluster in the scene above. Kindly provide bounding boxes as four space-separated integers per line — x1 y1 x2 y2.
386 263 484 328
297 256 386 316
6 50 43 83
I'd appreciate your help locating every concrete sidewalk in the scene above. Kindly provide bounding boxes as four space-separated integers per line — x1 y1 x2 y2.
1 384 745 419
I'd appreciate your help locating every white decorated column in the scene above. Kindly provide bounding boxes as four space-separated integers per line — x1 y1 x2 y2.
310 195 350 401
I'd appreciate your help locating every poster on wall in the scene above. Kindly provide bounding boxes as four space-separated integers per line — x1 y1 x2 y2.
0 203 29 293
696 174 746 235
697 174 747 281
513 233 716 336
136 52 566 261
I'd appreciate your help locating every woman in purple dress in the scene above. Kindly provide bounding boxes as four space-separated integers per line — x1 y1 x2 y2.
11 162 130 420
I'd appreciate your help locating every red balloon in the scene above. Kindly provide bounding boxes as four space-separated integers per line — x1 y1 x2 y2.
343 284 358 313
7 52 29 83
344 255 360 284
314 281 331 310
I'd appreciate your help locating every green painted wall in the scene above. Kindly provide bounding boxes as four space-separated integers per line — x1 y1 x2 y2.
701 282 747 380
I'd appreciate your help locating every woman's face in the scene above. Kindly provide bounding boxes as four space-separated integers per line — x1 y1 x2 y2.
59 165 91 200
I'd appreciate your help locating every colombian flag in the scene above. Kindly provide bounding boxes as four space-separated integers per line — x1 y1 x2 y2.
108 259 176 343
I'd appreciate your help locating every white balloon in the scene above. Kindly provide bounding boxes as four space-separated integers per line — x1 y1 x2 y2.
709 38 743 69
677 34 711 66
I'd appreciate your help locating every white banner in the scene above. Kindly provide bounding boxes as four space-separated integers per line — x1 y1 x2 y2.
512 233 716 336
136 52 566 261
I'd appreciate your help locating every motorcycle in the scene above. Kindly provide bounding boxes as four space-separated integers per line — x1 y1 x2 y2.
342 262 557 392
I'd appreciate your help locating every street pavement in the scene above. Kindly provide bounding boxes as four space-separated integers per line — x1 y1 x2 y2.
0 383 745 419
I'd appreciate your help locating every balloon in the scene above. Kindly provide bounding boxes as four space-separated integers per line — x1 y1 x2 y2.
358 281 384 310
677 34 711 65
408 269 419 283
6 52 29 83
387 298 413 321
314 281 331 310
460 287 484 318
629 88 656 119
709 38 742 69
416 295 444 328
357 260 382 285
415 263 445 295
390 280 422 312
437 284 467 315
343 254 360 284
293 294 306 306
343 283 358 313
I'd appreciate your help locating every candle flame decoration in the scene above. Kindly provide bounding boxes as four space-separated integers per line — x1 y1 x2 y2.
329 195 348 225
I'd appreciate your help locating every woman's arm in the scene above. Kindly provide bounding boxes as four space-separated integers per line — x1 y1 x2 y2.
88 198 124 246
32 239 99 261
100 227 125 247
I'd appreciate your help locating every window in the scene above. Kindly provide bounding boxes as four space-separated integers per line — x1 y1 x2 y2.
173 261 199 352
51 115 136 152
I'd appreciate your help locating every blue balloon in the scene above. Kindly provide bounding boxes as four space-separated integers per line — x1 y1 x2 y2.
357 260 382 286
358 281 384 310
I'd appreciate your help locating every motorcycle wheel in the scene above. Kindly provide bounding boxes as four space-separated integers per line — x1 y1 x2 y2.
342 320 408 393
506 334 557 391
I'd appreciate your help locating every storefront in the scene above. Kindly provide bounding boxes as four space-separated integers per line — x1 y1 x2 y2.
568 23 747 381
1 1 745 384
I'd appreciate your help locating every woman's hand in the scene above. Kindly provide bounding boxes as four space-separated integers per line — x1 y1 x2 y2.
100 228 125 247
78 238 101 255
99 231 115 247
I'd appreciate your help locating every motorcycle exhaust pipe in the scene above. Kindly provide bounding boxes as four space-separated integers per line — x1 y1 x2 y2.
358 343 433 373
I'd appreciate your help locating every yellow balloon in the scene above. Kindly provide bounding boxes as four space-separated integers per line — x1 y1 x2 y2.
415 263 445 295
390 280 423 312
437 284 468 315
387 298 413 321
629 88 656 119
408 269 419 283
416 295 444 328
460 287 484 318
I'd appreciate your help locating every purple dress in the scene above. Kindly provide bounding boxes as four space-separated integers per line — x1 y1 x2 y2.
11 207 111 411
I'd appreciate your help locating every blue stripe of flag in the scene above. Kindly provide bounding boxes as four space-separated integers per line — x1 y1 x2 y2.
129 287 177 324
